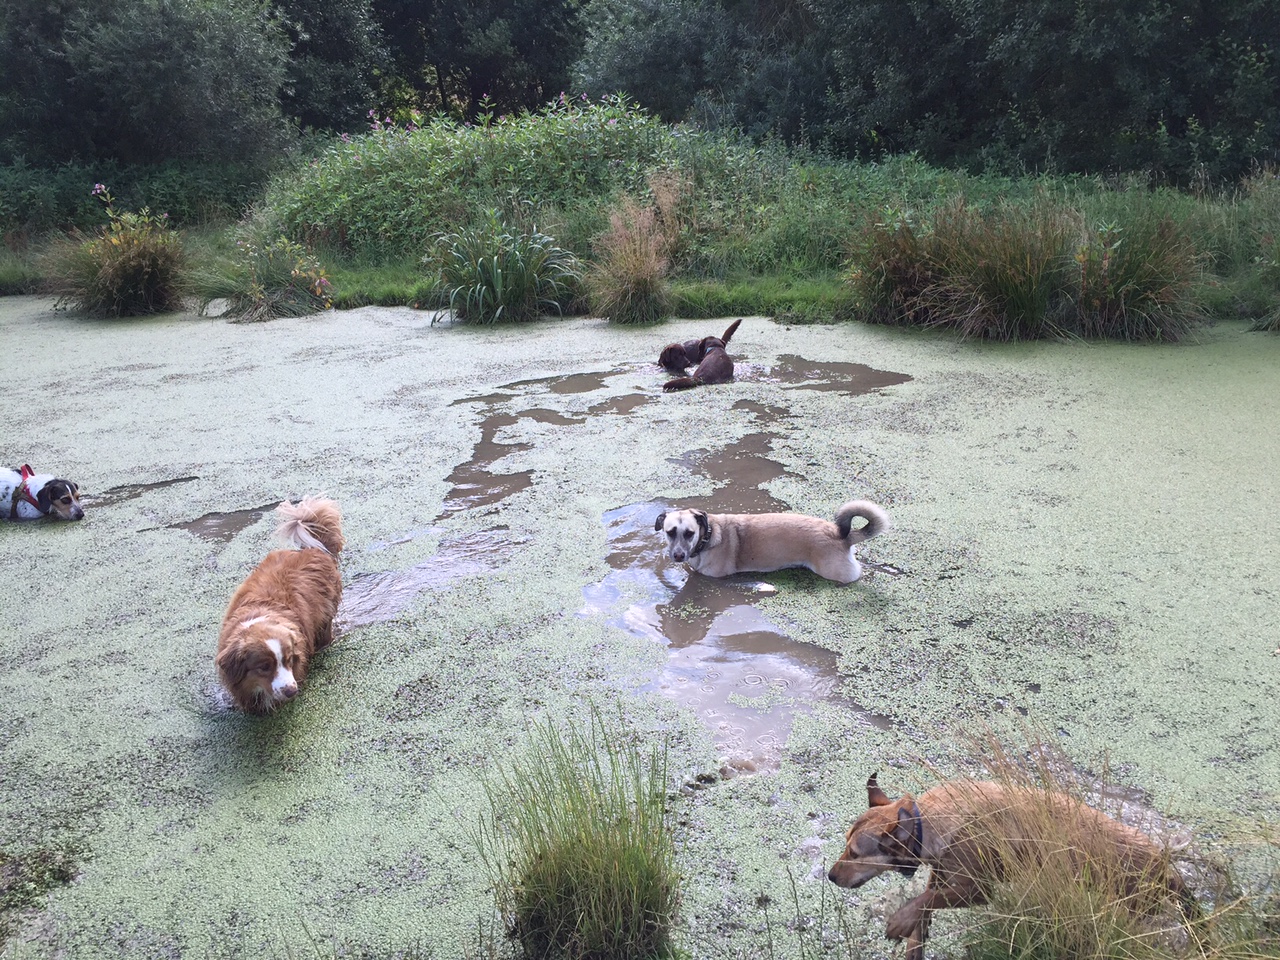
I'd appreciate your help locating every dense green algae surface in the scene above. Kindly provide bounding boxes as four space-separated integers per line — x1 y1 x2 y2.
1 297 1277 958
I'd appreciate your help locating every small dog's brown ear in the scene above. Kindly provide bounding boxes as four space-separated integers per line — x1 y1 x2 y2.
694 510 710 541
654 511 668 532
867 772 893 807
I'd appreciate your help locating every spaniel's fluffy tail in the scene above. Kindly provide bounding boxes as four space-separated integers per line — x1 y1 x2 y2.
835 500 891 544
275 496 345 555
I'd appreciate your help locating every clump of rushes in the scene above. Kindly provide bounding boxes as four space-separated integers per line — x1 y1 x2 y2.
962 728 1280 960
852 198 1204 340
198 235 332 322
428 209 579 324
1072 215 1205 341
44 184 189 316
476 710 679 960
587 195 672 324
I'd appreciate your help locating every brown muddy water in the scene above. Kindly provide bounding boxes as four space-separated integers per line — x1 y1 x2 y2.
1 300 1278 960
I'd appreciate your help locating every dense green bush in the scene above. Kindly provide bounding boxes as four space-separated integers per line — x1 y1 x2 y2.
43 187 189 316
258 95 672 258
427 209 580 324
476 712 678 960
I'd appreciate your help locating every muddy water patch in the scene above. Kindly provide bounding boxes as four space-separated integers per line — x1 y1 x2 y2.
84 476 199 508
756 355 913 395
582 500 893 774
438 380 652 520
168 501 278 542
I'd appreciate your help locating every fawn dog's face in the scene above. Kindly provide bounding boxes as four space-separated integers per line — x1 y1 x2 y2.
828 775 923 888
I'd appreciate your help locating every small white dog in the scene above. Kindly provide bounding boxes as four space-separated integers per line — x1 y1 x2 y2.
655 500 890 584
2 464 85 521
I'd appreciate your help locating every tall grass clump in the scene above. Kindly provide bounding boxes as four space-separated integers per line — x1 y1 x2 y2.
475 711 678 960
428 209 579 324
43 185 189 316
852 197 1205 340
196 235 332 322
960 729 1280 960
1071 216 1206 341
587 194 673 324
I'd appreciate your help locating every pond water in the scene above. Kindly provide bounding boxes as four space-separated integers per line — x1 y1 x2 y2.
1 299 1276 958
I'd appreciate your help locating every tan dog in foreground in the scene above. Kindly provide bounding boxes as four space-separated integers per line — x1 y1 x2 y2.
654 500 889 583
829 774 1193 960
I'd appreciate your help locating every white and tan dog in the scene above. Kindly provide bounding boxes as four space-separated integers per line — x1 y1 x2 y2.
654 499 889 583
3 464 84 521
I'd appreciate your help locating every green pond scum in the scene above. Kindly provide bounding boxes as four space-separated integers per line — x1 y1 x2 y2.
0 297 1277 958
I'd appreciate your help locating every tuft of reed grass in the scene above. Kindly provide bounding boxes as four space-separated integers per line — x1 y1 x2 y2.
851 198 1205 340
475 709 678 960
428 209 580 325
586 195 673 324
959 728 1280 960
195 235 333 323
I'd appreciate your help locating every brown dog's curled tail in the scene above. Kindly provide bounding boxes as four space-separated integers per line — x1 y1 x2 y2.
663 376 702 391
834 500 891 544
276 496 345 555
719 317 743 346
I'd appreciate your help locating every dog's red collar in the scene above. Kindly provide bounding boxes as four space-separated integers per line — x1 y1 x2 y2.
8 464 45 519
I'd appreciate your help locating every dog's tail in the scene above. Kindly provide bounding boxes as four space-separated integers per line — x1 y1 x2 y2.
275 496 345 555
663 376 703 391
720 318 743 346
835 500 891 544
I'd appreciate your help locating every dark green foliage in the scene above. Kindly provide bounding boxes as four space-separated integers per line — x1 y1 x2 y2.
43 188 191 316
0 159 266 236
577 0 1280 182
0 0 293 169
371 0 586 119
273 0 383 132
428 209 580 324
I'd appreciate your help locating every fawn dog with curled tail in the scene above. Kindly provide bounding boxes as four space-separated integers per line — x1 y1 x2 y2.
828 774 1195 960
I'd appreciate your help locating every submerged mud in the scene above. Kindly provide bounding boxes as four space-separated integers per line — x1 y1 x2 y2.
1 298 1277 959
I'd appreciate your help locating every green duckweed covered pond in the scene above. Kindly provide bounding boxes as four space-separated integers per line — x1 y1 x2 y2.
1 297 1277 958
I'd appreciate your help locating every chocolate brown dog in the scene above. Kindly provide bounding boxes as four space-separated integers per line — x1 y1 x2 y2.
661 318 742 391
658 318 742 373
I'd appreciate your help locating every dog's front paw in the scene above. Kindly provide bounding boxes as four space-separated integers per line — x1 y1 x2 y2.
885 904 922 941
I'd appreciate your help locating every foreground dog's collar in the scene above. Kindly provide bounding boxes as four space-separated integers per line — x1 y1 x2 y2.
8 464 45 519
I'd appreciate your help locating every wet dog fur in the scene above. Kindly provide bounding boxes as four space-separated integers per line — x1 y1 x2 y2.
216 497 344 713
658 318 742 375
828 774 1194 960
3 465 84 521
654 499 889 583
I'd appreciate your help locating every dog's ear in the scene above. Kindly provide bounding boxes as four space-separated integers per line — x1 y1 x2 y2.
653 511 668 532
35 484 52 512
867 772 893 807
216 645 249 687
693 510 710 541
